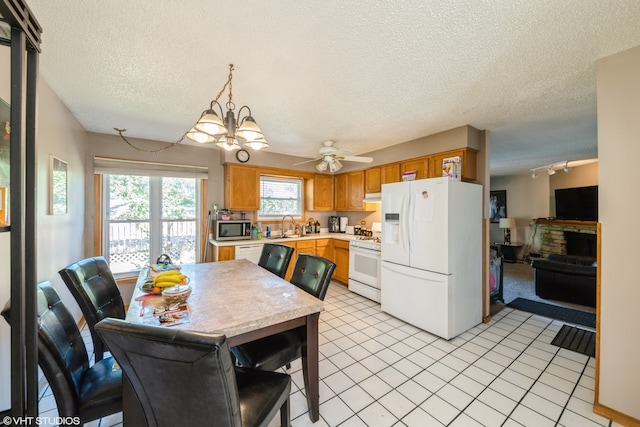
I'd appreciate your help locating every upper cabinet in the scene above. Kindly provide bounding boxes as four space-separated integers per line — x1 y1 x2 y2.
365 167 381 193
428 148 477 181
400 157 429 180
365 163 400 193
225 164 260 210
348 170 366 211
334 173 349 211
381 163 401 185
306 173 334 211
335 171 369 211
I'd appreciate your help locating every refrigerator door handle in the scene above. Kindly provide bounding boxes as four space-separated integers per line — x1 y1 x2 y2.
404 191 411 252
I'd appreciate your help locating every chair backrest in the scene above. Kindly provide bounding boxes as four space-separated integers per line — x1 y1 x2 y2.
258 243 295 278
1 281 90 418
289 254 336 301
59 256 125 360
96 318 243 427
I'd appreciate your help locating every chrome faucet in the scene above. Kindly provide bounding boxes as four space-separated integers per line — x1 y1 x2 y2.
282 215 295 237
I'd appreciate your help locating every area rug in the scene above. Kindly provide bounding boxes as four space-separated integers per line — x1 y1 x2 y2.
551 324 596 357
507 298 596 328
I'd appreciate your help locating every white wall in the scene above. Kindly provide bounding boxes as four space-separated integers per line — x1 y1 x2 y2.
596 44 640 420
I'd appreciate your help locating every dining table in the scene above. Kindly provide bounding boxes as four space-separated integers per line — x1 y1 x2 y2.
123 259 325 424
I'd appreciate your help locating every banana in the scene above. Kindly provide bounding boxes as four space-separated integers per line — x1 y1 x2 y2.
155 281 183 288
155 271 182 279
153 272 186 284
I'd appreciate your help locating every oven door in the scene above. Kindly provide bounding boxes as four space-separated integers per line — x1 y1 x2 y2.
348 245 381 289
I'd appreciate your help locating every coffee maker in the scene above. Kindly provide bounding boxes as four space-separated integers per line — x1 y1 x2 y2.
328 216 340 233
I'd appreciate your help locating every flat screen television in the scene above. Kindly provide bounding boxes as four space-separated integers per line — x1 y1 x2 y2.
554 185 598 221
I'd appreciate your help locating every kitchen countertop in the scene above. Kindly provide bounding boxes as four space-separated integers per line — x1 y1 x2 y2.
210 232 358 247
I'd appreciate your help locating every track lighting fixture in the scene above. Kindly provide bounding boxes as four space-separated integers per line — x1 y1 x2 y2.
530 161 572 178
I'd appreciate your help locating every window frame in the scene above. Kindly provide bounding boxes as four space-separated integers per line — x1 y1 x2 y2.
96 172 204 279
257 174 304 221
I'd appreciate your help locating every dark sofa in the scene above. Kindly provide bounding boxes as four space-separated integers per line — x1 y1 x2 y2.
531 254 597 307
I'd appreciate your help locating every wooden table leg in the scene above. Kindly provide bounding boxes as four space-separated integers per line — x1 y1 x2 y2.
301 312 320 422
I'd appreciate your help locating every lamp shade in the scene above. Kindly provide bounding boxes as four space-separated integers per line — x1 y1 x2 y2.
499 218 516 229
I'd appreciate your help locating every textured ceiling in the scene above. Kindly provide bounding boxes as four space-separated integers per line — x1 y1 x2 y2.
22 0 640 176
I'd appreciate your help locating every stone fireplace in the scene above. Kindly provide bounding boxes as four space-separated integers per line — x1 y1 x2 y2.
536 220 597 258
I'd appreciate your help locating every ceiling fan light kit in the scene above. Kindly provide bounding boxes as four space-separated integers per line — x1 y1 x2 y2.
298 140 373 172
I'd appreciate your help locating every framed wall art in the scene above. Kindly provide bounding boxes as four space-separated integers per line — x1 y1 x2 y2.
489 190 507 223
49 156 68 215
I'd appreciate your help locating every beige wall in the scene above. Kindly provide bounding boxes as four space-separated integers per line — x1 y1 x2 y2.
596 45 640 421
0 44 87 410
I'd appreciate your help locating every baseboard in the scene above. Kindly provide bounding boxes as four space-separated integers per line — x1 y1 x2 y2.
594 402 640 426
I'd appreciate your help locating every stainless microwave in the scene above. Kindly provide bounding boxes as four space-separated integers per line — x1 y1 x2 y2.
213 219 252 241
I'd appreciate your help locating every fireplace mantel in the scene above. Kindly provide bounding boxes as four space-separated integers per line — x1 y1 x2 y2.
536 219 597 228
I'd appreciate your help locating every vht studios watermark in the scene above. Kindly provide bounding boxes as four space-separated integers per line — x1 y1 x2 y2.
2 416 80 426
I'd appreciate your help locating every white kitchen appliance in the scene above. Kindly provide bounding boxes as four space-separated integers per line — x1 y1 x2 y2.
235 243 264 264
339 217 348 233
381 177 482 339
348 222 382 302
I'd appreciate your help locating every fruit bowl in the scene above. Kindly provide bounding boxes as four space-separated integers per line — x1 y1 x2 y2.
162 284 192 304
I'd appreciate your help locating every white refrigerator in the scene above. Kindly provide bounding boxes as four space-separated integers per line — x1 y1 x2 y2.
381 177 482 339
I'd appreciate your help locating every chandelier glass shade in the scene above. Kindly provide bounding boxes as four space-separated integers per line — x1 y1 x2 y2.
186 64 268 151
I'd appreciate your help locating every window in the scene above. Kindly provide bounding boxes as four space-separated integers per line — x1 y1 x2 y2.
259 175 303 219
103 174 200 275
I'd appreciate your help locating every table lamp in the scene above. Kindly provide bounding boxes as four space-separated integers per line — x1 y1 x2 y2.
499 218 516 244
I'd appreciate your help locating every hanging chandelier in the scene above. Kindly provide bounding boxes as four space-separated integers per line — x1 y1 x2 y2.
115 64 268 153
186 64 268 151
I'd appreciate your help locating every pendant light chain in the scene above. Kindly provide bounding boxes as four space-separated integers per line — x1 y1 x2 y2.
115 64 235 153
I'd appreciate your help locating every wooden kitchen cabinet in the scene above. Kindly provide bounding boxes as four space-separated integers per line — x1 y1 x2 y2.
224 164 260 210
348 170 366 211
280 240 297 281
400 157 429 180
316 238 332 260
297 240 316 256
365 167 381 193
381 163 401 185
427 148 477 181
215 246 235 262
306 174 334 211
332 239 350 285
334 173 348 211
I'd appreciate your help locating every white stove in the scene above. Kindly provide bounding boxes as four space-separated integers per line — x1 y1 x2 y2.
348 223 382 302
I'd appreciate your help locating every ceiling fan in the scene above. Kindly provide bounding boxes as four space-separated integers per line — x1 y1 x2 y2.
294 140 373 172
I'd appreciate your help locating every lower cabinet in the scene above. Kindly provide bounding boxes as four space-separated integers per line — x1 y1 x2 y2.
296 240 316 256
215 246 235 262
280 241 297 281
316 238 332 261
332 239 350 285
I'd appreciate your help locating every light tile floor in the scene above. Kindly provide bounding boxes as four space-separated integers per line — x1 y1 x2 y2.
38 282 622 426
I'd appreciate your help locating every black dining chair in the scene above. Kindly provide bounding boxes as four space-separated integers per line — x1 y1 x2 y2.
95 318 291 427
258 243 295 278
231 254 336 371
1 281 122 425
59 256 125 362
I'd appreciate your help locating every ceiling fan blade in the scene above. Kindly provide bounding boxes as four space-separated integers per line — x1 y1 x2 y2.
341 155 373 163
292 158 321 166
